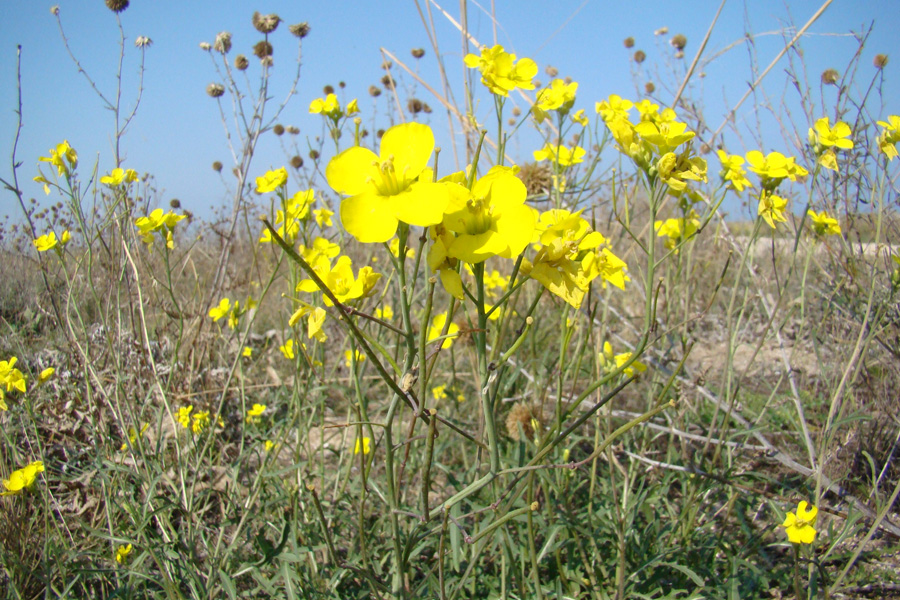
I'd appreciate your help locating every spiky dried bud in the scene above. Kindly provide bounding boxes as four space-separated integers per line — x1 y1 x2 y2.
423 103 432 114
286 126 300 134
545 65 558 77
381 74 395 90
508 118 516 126
408 98 423 114
339 81 346 89
633 50 646 64
261 56 273 68
376 129 385 139
654 26 669 36
199 42 212 51
290 155 304 169
564 76 572 84
169 199 181 209
273 124 285 136
821 68 840 85
50 5 59 15
624 37 634 48
234 54 249 70
135 36 152 48
381 60 392 70
411 48 425 59
252 11 281 34
645 81 655 94
253 40 273 59
323 85 335 95
369 85 382 97
308 150 320 160
670 34 687 51
212 161 223 172
361 129 369 138
505 403 537 441
874 54 888 69
105 0 129 13
699 144 711 155
206 83 225 98
214 31 232 54
288 22 310 38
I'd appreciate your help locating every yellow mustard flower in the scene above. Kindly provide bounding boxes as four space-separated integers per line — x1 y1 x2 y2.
191 411 211 434
810 117 853 149
532 79 578 123
38 140 77 176
326 122 449 243
656 151 707 193
876 115 900 161
120 423 150 451
279 339 295 360
600 341 647 377
134 208 186 249
1 392 7 412
655 212 700 251
428 312 460 349
33 232 60 252
533 143 586 167
309 94 357 120
746 151 808 189
176 405 192 429
208 298 231 322
633 120 696 153
807 210 841 237
389 237 415 259
1 357 27 394
255 167 288 193
354 436 371 455
296 255 381 307
439 165 534 264
376 305 393 320
464 45 537 97
264 440 275 452
242 346 253 358
571 109 589 127
259 189 314 243
717 151 752 192
115 543 133 564
100 167 139 187
307 307 327 342
484 269 509 298
38 367 55 383
758 192 788 229
432 384 448 400
344 349 365 368
313 208 334 228
245 403 266 424
595 95 633 122
1 461 44 496
782 501 817 544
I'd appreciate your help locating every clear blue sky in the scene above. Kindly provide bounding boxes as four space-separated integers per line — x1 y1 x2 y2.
1 1 897 222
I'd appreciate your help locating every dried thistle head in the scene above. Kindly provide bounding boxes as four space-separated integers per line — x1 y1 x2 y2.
234 54 249 70
169 199 181 209
381 74 395 90
212 161 223 172
253 40 273 59
874 54 889 69
289 22 311 38
821 68 840 85
252 11 281 34
206 83 225 98
624 37 634 48
505 403 539 441
369 85 382 97
272 124 285 136
105 0 129 13
545 65 559 77
516 161 552 196
411 48 425 59
286 126 300 135
407 98 423 114
199 42 212 51
308 149 320 160
423 103 432 114
290 156 304 169
214 31 232 54
323 85 335 95
645 81 656 94
670 33 687 51
633 50 646 64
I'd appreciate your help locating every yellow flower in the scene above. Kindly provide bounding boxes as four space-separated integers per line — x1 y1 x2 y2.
326 122 449 243
38 368 55 383
746 151 808 188
758 192 788 229
571 109 589 127
245 403 266 424
633 120 696 153
532 79 578 123
432 384 447 400
38 140 77 176
255 167 288 193
120 423 149 452
389 237 415 259
259 189 314 243
656 151 707 193
464 45 537 97
717 151 752 192
439 165 535 264
354 436 371 455
654 212 700 251
595 95 633 122
346 98 359 115
242 346 253 358
533 143 586 167
208 298 231 322
600 341 647 377
313 208 334 228
176 405 193 429
344 349 365 368
807 210 841 237
307 307 327 342
279 339 295 360
115 543 133 564
309 93 356 120
1 461 44 496
33 232 60 252
0 357 27 394
0 392 7 412
428 312 459 349
376 305 393 320
782 501 817 544
296 255 382 307
191 411 211 434
876 115 900 161
809 117 853 150
264 440 275 452
100 167 139 187
134 209 186 248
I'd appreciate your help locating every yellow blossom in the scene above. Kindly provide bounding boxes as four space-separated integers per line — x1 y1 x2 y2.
1 461 44 496
313 208 334 228
296 255 381 307
208 298 231 322
264 440 275 452
120 423 149 451
100 167 139 187
33 232 61 252
464 45 537 97
533 143 586 167
809 117 853 149
191 411 211 434
389 237 415 259
654 212 700 251
600 341 647 376
344 349 365 368
807 210 841 237
595 95 633 122
242 346 253 358
0 357 27 394
354 436 371 455
376 305 393 320
38 140 77 176
245 403 266 424
717 150 752 192
758 192 788 229
432 384 447 400
428 312 459 349
279 339 295 359
782 501 817 544
176 405 193 429
134 208 186 248
876 115 900 161
38 368 55 383
746 151 808 189
532 79 578 123
115 544 133 564
255 167 288 193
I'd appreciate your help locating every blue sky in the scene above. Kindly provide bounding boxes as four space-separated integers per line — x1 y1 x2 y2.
1 1 897 222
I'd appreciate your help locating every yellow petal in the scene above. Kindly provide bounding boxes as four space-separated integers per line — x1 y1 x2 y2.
340 191 399 243
326 146 380 196
393 182 448 227
379 122 434 180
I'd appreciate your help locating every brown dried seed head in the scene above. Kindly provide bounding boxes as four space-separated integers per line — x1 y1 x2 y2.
511 106 522 117
253 40 273 59
381 74 395 90
323 85 334 95
382 60 393 70
624 37 635 49
206 83 225 98
821 68 840 85
545 65 558 77
874 54 889 69
169 199 181 209
105 0 129 13
234 54 249 70
670 34 687 51
286 126 300 135
289 22 311 39
633 50 646 64
411 48 425 59
645 81 656 94
423 103 432 114
505 403 537 441
212 161 223 172
369 85 382 97
214 31 232 54
290 155 304 169
408 98 423 114
339 81 346 89
376 129 385 139
308 150 320 160
273 124 285 136
252 11 281 34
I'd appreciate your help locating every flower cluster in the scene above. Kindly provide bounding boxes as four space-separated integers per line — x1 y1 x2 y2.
33 230 71 253
309 93 358 121
135 209 187 249
808 117 853 171
464 45 537 97
0 356 27 411
175 405 221 434
781 500 817 544
100 167 139 187
877 115 900 161
208 296 256 330
532 78 578 124
655 211 700 252
1 461 44 496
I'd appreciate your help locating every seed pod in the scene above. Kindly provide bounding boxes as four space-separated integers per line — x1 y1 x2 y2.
234 54 249 70
252 12 281 34
289 22 311 39
206 83 225 98
105 0 129 13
